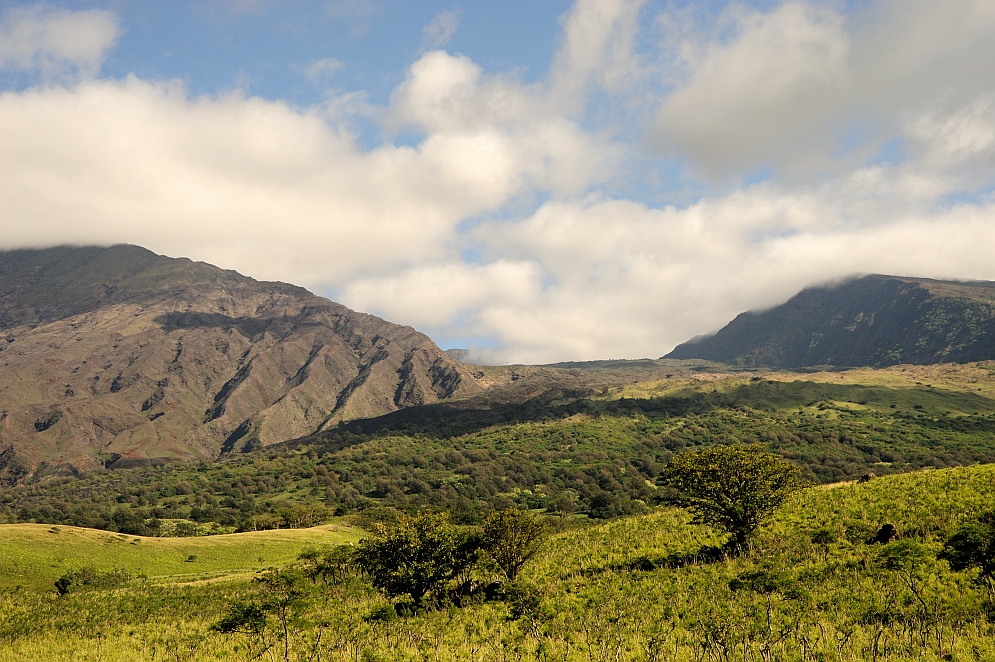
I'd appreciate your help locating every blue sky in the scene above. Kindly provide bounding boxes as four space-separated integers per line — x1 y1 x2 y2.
96 2 570 108
2 0 995 362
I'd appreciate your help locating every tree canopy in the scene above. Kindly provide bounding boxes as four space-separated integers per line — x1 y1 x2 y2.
940 511 995 600
480 508 547 582
660 444 803 550
354 511 476 606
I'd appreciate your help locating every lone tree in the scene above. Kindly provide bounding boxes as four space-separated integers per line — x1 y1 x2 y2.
481 508 547 582
940 511 995 601
354 511 477 607
660 445 803 552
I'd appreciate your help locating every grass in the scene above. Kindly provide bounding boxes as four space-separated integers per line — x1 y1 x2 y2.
2 464 995 659
0 521 361 590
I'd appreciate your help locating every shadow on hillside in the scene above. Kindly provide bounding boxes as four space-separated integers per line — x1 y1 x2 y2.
282 386 715 453
155 311 275 338
271 378 995 457
620 545 730 572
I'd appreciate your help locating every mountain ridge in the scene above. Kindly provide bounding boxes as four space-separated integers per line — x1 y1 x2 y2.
665 274 995 368
0 245 482 478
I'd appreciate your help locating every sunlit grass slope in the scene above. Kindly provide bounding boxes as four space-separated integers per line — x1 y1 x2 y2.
2 464 995 660
0 521 361 590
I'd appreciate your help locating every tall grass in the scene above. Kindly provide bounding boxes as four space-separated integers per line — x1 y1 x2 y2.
1 464 994 659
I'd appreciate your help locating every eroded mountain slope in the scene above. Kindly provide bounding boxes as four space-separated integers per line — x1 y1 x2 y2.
0 245 481 476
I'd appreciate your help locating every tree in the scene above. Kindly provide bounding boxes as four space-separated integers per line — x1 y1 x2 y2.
481 508 547 582
298 543 355 585
659 445 803 551
213 568 312 662
354 510 477 607
940 511 995 601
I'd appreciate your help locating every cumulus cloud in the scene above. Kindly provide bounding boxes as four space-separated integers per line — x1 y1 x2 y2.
651 3 847 177
0 5 120 78
0 43 616 290
360 174 995 363
550 0 645 105
387 50 618 198
650 0 995 179
3 1 995 364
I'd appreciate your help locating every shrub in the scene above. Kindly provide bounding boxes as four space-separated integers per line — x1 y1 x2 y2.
480 508 546 582
940 511 995 600
355 511 478 607
54 566 131 595
660 444 803 551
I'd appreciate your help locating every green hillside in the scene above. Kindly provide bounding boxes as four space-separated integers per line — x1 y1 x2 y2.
4 362 994 534
0 522 360 591
666 275 995 367
1 464 994 660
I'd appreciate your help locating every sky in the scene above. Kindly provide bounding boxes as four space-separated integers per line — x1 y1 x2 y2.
2 1 995 364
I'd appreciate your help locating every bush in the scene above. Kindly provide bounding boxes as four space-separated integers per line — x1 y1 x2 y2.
480 508 546 581
660 444 803 551
940 511 995 600
355 511 478 607
54 566 131 595
298 543 355 584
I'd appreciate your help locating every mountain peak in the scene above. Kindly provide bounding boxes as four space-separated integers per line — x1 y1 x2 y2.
665 274 995 368
0 245 481 478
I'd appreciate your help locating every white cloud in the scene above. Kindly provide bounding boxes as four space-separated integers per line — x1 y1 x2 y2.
422 10 459 51
0 5 120 78
387 50 618 197
550 0 646 106
305 57 345 84
0 44 616 291
3 0 995 365
650 2 848 176
649 0 995 179
352 176 995 363
0 76 494 286
341 261 542 330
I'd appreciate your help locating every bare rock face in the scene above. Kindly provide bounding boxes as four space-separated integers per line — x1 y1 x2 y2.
0 245 481 477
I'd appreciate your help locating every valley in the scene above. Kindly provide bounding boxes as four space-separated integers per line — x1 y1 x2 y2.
2 246 995 660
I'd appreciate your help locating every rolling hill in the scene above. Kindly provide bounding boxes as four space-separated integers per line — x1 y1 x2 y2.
0 245 481 478
665 274 995 368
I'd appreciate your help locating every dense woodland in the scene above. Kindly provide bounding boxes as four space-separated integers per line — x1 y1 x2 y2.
3 378 995 536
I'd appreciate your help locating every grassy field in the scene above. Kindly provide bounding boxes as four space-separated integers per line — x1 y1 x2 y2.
0 521 361 590
1 464 995 660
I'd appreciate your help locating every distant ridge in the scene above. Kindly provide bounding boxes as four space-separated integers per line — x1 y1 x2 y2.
665 275 995 368
0 245 482 478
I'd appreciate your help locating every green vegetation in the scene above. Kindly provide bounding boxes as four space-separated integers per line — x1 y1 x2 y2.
940 511 995 601
0 464 994 659
3 372 994 536
355 511 478 607
2 358 995 658
0 523 360 590
480 508 546 581
659 445 803 550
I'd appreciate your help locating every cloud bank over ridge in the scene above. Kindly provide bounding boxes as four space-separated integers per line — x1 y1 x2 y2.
2 0 995 363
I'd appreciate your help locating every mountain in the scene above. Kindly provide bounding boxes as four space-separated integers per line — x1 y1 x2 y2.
0 245 481 477
665 274 995 368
